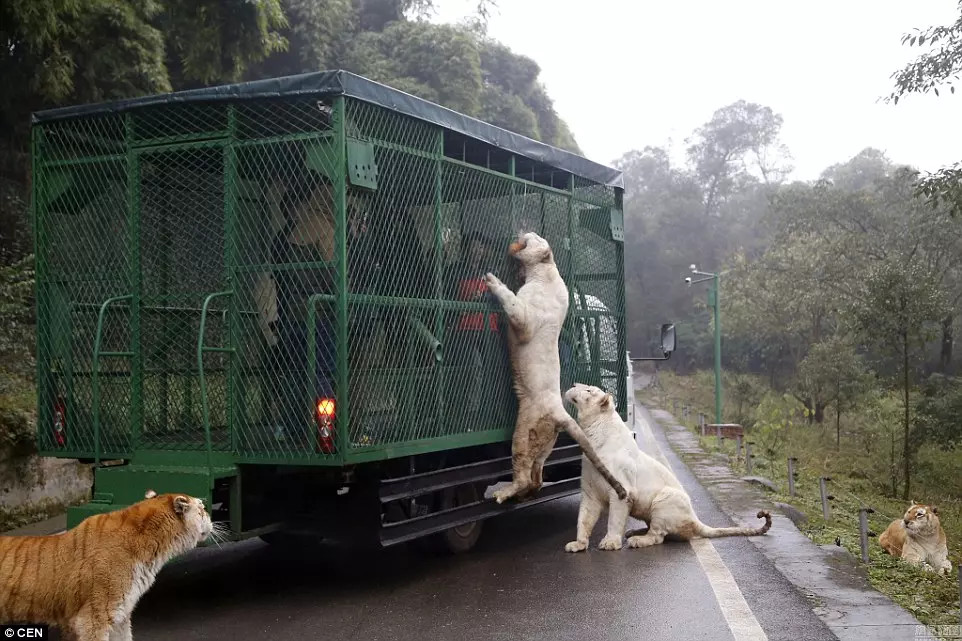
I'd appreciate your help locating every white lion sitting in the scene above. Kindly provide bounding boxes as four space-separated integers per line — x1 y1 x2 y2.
562 383 772 552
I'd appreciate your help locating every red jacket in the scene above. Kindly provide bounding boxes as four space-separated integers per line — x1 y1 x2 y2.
456 277 499 332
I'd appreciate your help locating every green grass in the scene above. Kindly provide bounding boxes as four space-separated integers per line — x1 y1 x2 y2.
640 371 962 634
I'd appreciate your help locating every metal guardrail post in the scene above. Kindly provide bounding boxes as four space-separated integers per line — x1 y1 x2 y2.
735 435 743 461
745 441 754 474
787 457 797 497
858 507 875 563
715 424 722 449
819 477 833 520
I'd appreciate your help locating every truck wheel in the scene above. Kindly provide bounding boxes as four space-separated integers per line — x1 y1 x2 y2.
427 483 484 554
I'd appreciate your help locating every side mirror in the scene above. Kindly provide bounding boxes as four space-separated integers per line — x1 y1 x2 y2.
660 323 676 356
630 322 677 362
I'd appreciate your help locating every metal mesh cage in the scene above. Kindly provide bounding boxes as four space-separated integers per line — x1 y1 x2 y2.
33 81 626 466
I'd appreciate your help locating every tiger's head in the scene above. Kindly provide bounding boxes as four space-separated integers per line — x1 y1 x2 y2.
902 502 942 538
143 489 214 549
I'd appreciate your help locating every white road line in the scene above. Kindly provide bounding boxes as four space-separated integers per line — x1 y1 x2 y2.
634 401 768 641
690 538 769 641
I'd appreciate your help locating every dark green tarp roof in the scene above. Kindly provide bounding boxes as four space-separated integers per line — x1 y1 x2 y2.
32 70 623 189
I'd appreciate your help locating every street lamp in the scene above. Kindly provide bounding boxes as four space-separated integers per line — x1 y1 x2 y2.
686 264 722 425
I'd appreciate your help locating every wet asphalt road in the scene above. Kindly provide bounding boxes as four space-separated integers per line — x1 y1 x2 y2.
124 405 837 641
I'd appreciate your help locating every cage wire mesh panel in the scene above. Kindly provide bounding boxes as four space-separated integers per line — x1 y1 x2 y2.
569 176 626 415
33 76 627 465
232 98 343 460
35 114 133 457
139 140 228 451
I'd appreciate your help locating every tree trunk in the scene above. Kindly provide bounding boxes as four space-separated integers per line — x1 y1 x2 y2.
902 329 911 502
835 378 842 452
940 314 953 373
814 401 825 424
891 424 897 498
835 401 842 452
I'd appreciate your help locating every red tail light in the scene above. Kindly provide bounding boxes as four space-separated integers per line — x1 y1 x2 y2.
316 398 336 454
53 397 66 447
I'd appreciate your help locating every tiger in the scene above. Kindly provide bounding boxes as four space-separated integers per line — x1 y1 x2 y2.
879 502 952 575
0 489 215 640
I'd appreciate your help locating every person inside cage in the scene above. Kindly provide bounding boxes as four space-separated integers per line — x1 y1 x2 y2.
263 148 372 450
446 231 513 427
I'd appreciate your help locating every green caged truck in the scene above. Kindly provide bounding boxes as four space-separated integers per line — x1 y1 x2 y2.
29 70 661 553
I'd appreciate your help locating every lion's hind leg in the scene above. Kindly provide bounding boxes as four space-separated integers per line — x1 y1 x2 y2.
528 420 559 494
493 424 536 503
626 527 667 549
492 455 534 503
627 492 677 549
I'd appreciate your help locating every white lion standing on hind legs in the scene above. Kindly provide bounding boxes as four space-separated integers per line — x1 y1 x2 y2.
562 383 772 552
483 232 627 504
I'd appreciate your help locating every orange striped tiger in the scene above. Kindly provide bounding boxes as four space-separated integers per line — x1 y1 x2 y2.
0 489 214 640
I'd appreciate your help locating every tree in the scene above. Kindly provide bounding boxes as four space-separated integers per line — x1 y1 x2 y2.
785 154 962 375
849 260 947 500
914 373 962 450
250 0 355 76
686 100 792 216
478 39 579 151
1 0 581 269
796 337 873 448
616 145 715 362
342 21 483 115
888 2 962 216
0 0 170 138
159 0 288 89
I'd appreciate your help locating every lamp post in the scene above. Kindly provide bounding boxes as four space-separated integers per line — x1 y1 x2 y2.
686 264 722 425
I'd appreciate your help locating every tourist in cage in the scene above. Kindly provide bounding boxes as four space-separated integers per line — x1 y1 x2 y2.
446 231 513 428
265 167 372 449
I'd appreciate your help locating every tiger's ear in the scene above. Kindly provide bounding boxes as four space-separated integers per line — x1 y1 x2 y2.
539 247 554 264
145 489 157 499
931 505 939 516
601 393 614 410
911 499 918 508
173 496 190 515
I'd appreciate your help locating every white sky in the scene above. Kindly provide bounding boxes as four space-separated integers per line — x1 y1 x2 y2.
433 0 961 181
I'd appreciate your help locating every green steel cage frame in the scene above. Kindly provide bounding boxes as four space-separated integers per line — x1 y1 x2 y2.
32 71 627 478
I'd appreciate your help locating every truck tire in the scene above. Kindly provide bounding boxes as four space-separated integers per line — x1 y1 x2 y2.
424 482 484 555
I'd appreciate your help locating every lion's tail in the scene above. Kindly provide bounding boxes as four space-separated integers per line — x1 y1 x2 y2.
695 511 772 538
557 415 628 500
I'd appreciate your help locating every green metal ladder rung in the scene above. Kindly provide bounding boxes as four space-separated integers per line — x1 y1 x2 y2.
91 294 134 466
197 291 234 490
